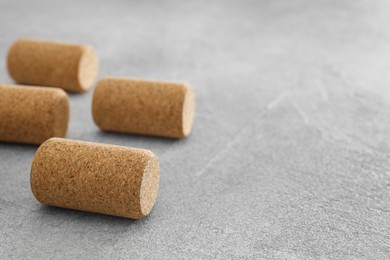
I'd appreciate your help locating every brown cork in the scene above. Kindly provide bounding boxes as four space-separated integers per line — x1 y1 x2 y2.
92 77 195 138
0 84 70 144
30 138 160 219
7 38 98 92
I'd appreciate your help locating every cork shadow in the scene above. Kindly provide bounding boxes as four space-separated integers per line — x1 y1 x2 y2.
66 89 94 97
0 142 39 152
36 205 153 226
94 130 182 146
3 80 90 96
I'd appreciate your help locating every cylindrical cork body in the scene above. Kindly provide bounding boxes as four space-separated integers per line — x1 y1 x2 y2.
0 85 69 144
30 138 160 219
92 77 195 138
7 38 98 92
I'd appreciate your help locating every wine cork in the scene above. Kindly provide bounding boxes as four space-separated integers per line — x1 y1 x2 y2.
7 38 98 92
30 138 160 219
0 85 69 144
92 77 195 138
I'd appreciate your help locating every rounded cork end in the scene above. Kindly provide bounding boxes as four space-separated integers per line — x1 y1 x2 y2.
182 84 195 137
30 138 58 204
6 40 24 83
139 153 160 217
77 45 98 92
6 43 16 80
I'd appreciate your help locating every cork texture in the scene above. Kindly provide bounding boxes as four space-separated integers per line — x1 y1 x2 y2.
0 84 69 145
92 77 195 138
30 138 160 219
7 38 98 92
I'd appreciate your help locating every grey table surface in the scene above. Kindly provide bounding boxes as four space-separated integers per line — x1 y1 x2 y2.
1 0 390 259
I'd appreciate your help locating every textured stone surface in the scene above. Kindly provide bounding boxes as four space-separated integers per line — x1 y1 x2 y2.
1 0 390 258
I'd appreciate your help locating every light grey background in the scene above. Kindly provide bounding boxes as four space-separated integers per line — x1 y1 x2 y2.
1 0 390 259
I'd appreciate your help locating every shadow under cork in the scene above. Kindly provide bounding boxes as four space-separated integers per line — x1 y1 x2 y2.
66 89 93 97
94 129 183 146
2 81 91 96
35 205 155 226
0 142 39 152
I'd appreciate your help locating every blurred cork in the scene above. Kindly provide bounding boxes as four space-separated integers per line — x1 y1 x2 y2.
7 38 98 92
30 138 160 219
0 85 69 144
92 77 195 138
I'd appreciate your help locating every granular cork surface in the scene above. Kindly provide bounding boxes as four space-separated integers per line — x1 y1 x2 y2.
7 38 98 92
92 77 195 138
0 84 69 144
30 138 160 219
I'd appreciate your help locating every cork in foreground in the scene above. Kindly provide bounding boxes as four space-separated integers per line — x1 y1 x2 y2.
0 85 69 144
7 38 98 92
30 138 160 219
92 77 195 138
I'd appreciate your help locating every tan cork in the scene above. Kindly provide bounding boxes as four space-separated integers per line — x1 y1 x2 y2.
92 77 195 138
30 138 160 219
7 38 98 92
0 85 70 144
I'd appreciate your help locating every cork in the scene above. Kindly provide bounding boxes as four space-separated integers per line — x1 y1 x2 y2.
0 85 69 144
92 77 195 138
30 138 160 219
7 38 98 92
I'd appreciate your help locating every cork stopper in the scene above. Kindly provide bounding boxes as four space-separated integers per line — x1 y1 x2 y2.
30 138 160 219
7 38 98 92
92 77 195 138
0 84 70 144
